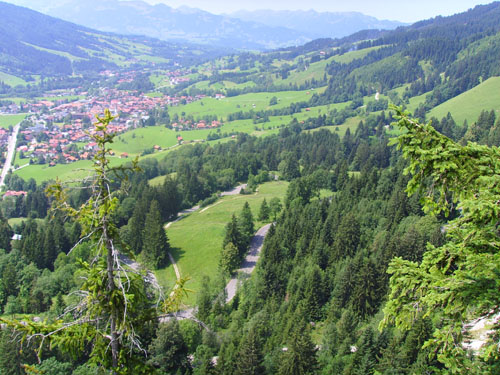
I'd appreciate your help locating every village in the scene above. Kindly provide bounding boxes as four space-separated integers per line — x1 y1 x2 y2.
0 69 224 167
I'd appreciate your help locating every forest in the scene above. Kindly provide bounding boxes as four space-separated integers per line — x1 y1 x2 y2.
0 105 499 373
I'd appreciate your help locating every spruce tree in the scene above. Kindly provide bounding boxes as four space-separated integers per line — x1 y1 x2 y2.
258 199 270 221
236 328 266 375
239 201 255 245
269 197 282 220
219 242 240 275
142 200 169 269
223 214 245 256
148 320 190 374
382 106 500 373
278 320 318 375
0 216 13 252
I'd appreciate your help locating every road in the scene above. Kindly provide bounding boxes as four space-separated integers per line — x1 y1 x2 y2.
160 223 272 326
225 223 271 302
0 122 21 187
220 183 247 196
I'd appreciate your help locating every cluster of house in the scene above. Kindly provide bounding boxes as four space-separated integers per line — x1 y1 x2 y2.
1 68 230 167
0 128 9 146
171 119 222 130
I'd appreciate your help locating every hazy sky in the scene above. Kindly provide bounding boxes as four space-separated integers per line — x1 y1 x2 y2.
144 0 490 23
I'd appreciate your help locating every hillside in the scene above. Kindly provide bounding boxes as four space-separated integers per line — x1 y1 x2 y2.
428 76 500 125
0 1 227 78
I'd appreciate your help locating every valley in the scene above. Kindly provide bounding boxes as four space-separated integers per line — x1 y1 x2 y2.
0 1 499 374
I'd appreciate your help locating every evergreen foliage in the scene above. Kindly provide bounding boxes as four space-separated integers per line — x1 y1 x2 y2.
382 106 500 373
142 200 170 269
0 111 186 374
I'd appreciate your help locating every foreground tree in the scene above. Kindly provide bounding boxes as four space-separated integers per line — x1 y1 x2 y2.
381 107 500 374
1 110 186 374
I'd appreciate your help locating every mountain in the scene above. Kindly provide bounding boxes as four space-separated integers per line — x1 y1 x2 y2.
229 9 406 39
3 0 404 50
0 1 228 77
5 0 312 50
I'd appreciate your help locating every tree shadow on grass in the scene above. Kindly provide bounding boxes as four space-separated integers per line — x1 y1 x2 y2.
168 246 186 266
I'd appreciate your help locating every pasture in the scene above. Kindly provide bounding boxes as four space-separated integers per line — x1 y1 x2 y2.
0 113 27 128
428 76 500 125
157 180 289 305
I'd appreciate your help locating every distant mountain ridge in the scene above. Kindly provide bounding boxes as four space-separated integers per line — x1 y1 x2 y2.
229 9 406 39
0 1 228 77
3 0 405 50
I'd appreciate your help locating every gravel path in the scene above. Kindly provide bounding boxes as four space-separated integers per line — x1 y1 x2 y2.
220 183 247 196
225 223 272 302
159 184 269 326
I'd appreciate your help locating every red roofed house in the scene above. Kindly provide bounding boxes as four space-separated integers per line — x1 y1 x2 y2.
3 191 27 199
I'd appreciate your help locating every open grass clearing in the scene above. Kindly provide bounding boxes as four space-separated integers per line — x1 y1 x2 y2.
332 46 385 64
0 71 28 87
14 157 127 183
157 180 289 305
306 115 363 137
0 113 27 128
168 88 325 120
429 76 500 125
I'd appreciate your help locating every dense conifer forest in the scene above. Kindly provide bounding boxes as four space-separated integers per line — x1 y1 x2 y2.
1 106 499 373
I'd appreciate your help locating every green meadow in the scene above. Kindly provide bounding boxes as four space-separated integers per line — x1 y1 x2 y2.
168 89 325 120
332 46 385 64
428 76 500 125
0 71 28 87
15 157 127 183
307 115 363 137
0 113 27 128
157 180 289 305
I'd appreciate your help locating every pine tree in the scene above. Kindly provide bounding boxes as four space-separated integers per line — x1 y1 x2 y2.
219 242 240 275
142 200 169 269
236 328 266 375
239 201 255 245
278 320 318 375
258 199 270 221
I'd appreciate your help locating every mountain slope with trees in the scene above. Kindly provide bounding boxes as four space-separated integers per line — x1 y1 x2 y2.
0 1 227 77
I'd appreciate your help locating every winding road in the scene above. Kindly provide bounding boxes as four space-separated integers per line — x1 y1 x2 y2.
0 122 20 187
159 183 270 323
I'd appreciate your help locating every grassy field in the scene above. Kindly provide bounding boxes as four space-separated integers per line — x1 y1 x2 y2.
0 97 29 105
157 180 289 305
168 88 325 120
0 72 28 87
15 157 128 182
428 76 500 125
35 95 84 102
273 58 332 87
7 217 44 228
307 115 363 137
0 113 27 128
